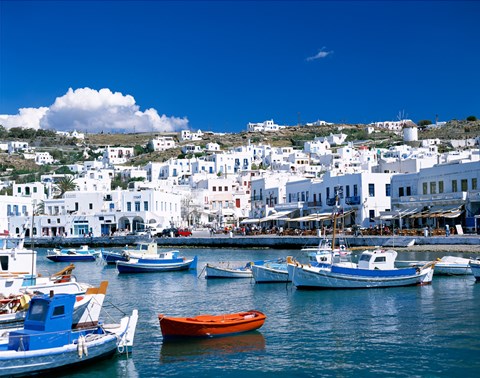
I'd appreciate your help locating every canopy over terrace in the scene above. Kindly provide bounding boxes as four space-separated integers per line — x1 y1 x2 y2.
240 210 294 225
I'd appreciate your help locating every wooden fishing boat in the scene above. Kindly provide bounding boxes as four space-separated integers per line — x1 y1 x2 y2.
158 310 266 338
204 262 253 279
102 242 158 265
116 250 197 273
252 259 290 283
0 291 138 377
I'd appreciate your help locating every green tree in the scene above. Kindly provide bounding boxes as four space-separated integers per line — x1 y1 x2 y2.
466 115 477 121
417 120 432 127
54 176 77 198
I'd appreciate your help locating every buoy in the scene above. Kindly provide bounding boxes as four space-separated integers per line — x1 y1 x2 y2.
82 336 88 357
77 336 83 358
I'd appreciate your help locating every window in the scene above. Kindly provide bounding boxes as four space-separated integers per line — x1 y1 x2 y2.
430 182 436 194
33 187 37 193
369 209 375 221
17 187 21 193
213 186 216 191
53 305 65 317
144 201 148 211
353 184 358 197
219 186 222 192
135 202 140 211
75 202 79 211
368 184 375 197
385 184 391 197
461 179 468 191
326 187 330 199
346 185 350 198
399 187 404 197
406 186 411 196
439 181 444 193
224 186 228 191
473 178 478 190
89 203 93 210
423 182 427 195
452 180 458 192
127 202 132 212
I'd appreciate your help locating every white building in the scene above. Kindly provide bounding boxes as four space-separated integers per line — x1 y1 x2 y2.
102 146 134 165
148 136 176 152
390 159 480 232
35 151 55 165
180 130 203 141
247 119 286 132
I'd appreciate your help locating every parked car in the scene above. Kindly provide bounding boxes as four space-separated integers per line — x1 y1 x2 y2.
161 228 179 237
177 229 192 237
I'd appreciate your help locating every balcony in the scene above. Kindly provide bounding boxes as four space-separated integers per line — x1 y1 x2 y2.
345 196 361 205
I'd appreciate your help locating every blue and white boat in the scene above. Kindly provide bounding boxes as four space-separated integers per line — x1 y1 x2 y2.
287 249 436 289
102 242 158 265
116 250 197 273
0 291 138 377
46 245 101 262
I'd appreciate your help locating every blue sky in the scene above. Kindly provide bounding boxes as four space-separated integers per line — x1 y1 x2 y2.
1 1 479 133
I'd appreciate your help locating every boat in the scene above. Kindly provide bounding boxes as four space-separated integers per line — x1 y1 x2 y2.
252 259 290 283
204 261 254 279
102 242 158 265
0 291 138 377
46 245 101 262
116 250 197 273
287 248 436 289
158 310 266 339
468 259 480 281
396 255 472 275
0 265 92 330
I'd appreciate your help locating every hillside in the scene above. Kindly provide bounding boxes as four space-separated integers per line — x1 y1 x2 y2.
2 120 479 174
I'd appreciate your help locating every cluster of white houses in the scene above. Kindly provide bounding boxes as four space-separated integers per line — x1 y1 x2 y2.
1 123 480 238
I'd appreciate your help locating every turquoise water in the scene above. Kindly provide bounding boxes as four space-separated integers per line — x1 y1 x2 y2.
35 248 479 377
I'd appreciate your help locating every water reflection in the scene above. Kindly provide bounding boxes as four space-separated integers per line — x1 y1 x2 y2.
160 331 266 362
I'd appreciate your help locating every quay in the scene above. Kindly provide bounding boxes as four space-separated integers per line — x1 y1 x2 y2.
25 231 480 250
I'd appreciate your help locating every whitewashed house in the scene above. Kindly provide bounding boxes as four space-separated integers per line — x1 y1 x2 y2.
148 136 177 151
102 146 134 165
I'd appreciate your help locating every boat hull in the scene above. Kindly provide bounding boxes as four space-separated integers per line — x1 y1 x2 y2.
158 310 266 338
469 260 480 281
101 251 128 264
46 255 97 262
0 334 118 377
116 256 197 273
205 264 252 279
288 264 434 289
252 264 290 283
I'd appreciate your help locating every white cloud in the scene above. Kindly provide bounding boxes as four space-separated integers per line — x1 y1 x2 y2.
306 47 333 61
0 107 49 129
0 87 189 133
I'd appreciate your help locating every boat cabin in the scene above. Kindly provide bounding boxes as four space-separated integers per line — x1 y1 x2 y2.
0 237 37 276
7 293 76 351
357 249 397 270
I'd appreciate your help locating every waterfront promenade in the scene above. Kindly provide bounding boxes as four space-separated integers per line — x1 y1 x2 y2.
25 229 480 252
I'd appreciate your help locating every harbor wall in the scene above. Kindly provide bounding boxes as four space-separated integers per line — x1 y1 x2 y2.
25 234 480 249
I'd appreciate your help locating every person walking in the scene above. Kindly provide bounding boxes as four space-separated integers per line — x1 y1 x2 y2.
445 224 450 237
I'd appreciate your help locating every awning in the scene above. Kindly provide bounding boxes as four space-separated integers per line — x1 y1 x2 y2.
409 206 463 219
262 210 294 221
240 218 262 224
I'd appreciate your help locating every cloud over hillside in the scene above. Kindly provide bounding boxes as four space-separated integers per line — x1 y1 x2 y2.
0 88 189 133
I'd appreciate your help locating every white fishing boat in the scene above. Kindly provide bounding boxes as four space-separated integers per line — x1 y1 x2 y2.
396 255 472 275
204 262 253 279
469 259 480 281
252 259 290 283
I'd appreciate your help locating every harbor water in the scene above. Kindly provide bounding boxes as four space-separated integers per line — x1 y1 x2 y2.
34 247 479 377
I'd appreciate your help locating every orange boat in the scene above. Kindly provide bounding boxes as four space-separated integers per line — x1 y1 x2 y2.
158 310 266 338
